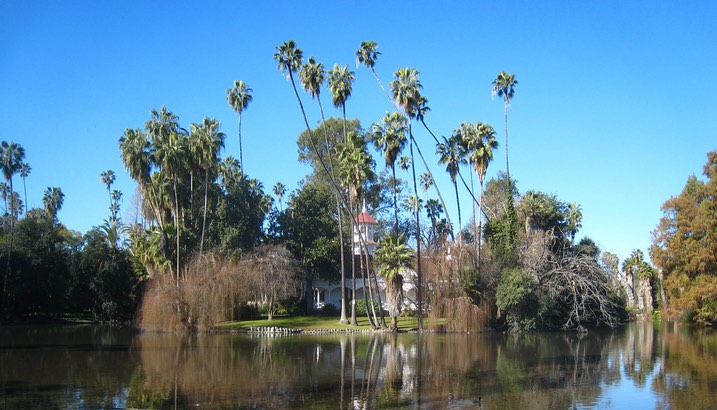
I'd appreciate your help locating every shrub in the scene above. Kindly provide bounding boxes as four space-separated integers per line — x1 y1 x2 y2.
354 299 380 317
496 268 538 332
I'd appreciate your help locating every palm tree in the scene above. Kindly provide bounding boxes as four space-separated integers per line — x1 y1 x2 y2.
339 132 378 327
19 162 30 210
390 67 425 329
566 202 583 246
492 71 517 180
425 198 443 248
154 130 189 281
100 170 116 204
300 56 351 325
189 117 225 255
273 182 286 211
218 156 241 190
226 80 253 172
1 141 25 297
327 64 356 135
437 135 467 244
356 40 395 105
374 234 414 331
299 57 326 118
461 122 498 267
42 186 64 221
370 111 408 234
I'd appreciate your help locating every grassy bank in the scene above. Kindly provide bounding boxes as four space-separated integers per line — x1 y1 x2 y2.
214 315 445 332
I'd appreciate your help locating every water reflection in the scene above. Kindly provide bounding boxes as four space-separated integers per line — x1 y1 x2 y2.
0 322 715 409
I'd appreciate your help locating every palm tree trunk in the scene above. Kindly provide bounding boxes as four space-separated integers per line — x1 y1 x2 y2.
317 95 348 324
370 257 387 328
200 170 209 256
391 163 399 235
408 123 423 331
478 178 484 272
338 193 348 323
504 101 510 180
173 180 181 282
238 114 243 173
22 176 28 212
360 237 376 328
4 177 15 303
409 134 455 243
349 194 357 326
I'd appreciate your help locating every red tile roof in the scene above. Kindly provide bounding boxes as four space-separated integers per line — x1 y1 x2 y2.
355 211 378 224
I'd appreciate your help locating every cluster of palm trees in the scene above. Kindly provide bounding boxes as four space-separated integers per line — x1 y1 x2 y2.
118 106 271 281
273 39 519 330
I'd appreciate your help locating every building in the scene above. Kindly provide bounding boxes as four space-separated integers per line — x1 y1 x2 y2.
311 208 417 312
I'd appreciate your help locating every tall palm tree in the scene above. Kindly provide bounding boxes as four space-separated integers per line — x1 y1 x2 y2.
462 122 498 267
42 186 64 221
300 56 350 325
492 71 517 180
218 156 241 190
566 202 583 246
226 80 253 172
119 127 163 228
273 182 286 211
356 40 395 105
436 135 467 244
390 67 425 329
1 141 25 297
370 111 408 234
154 130 189 281
100 170 116 205
189 117 225 255
328 63 359 324
374 234 414 331
327 64 356 134
338 132 378 327
19 162 30 211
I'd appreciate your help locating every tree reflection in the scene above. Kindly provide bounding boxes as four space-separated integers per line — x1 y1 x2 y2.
1 323 716 408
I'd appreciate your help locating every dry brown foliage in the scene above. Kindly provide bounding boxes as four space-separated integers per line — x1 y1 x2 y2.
136 253 251 332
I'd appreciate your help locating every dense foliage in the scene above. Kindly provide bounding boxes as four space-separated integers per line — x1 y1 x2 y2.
652 151 717 325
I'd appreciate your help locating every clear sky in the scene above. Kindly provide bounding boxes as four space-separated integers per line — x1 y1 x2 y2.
1 1 715 263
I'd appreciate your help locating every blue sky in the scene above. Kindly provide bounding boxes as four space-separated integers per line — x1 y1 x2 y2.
1 1 715 263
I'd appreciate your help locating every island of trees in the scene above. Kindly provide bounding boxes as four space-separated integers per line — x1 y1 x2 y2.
1 41 714 332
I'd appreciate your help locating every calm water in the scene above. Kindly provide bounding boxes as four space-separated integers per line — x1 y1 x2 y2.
1 321 715 409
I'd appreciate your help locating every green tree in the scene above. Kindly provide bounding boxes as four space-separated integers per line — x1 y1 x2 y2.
189 117 225 255
339 131 378 326
390 67 425 329
370 111 408 234
374 234 413 330
226 80 253 171
19 162 30 211
42 187 64 221
436 135 466 244
491 71 518 180
652 153 717 324
273 182 286 211
154 129 188 281
566 202 583 246
1 141 25 302
356 40 394 104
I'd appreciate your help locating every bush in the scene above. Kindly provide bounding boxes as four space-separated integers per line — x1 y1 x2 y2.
319 303 339 316
496 268 538 332
354 299 380 317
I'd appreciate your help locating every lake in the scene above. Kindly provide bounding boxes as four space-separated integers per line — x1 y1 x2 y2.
1 321 715 409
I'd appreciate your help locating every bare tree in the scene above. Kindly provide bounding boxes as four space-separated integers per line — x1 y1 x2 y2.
248 244 302 321
539 255 622 331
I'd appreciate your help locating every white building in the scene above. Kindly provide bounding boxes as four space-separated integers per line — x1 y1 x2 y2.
311 208 417 312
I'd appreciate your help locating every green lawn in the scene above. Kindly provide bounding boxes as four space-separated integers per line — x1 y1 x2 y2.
214 315 445 332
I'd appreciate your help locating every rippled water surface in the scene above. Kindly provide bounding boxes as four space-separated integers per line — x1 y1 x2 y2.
1 321 715 409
